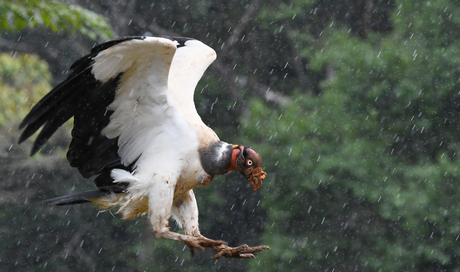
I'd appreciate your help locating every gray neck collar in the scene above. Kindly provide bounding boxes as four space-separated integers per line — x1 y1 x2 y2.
199 141 233 175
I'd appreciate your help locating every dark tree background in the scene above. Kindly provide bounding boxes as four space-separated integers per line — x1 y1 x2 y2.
1 0 460 271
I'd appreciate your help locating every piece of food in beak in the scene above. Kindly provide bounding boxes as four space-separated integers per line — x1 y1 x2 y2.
249 167 267 190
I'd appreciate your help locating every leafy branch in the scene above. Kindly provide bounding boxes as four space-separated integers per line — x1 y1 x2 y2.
0 0 114 40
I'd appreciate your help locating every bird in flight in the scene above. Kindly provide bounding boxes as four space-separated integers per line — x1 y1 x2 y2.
18 36 268 259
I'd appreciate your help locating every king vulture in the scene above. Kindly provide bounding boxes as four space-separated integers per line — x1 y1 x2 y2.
18 36 268 259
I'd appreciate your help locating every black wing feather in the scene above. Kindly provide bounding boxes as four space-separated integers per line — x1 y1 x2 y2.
67 74 122 178
18 58 92 131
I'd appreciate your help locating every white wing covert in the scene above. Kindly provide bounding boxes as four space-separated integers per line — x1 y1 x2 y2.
93 37 179 166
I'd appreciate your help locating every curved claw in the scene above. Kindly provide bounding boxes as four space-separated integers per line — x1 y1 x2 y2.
212 244 271 260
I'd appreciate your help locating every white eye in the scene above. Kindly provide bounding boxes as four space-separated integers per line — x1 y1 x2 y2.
246 159 253 166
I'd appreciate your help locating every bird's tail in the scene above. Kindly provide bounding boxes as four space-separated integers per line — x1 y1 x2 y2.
43 190 113 206
43 184 128 206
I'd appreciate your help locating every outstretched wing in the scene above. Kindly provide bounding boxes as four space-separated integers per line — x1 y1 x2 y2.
168 39 217 124
18 36 216 189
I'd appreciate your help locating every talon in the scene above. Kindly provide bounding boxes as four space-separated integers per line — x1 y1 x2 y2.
239 253 256 259
213 251 224 260
212 244 270 260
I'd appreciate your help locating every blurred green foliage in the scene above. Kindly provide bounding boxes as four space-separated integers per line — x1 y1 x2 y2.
244 0 460 271
0 53 51 128
0 0 114 40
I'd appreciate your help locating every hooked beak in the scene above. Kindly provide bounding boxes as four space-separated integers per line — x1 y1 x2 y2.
248 167 267 191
